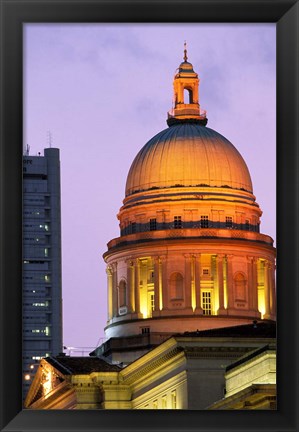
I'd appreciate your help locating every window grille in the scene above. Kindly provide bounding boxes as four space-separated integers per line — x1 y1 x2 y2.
202 292 212 315
174 216 182 229
225 217 233 228
200 215 209 228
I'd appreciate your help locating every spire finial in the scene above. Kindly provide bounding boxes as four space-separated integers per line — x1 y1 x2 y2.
184 41 188 62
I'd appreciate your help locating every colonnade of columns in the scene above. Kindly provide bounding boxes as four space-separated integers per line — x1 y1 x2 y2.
106 254 276 322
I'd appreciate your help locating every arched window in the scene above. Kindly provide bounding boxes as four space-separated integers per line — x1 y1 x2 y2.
170 272 184 299
118 280 127 307
184 88 193 104
234 272 246 301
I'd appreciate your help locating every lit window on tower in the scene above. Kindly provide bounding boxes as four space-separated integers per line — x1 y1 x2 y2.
225 216 233 228
150 218 157 231
200 215 209 228
150 293 154 313
202 292 212 315
174 216 182 229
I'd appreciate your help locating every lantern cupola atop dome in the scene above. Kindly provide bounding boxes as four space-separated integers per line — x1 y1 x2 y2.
167 42 207 126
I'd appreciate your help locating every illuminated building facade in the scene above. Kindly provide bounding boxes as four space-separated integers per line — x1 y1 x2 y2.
23 147 63 398
25 48 276 410
103 48 276 342
24 322 276 410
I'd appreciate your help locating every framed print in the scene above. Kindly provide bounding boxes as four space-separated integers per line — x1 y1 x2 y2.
0 0 298 431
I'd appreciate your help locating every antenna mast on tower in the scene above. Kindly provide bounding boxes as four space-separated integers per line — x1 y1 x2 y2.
47 130 53 148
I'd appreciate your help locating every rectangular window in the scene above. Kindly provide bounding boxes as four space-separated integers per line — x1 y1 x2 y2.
150 218 157 231
202 292 212 315
147 270 154 284
174 216 182 229
141 327 150 334
150 293 154 312
200 215 209 228
225 216 233 228
202 268 209 276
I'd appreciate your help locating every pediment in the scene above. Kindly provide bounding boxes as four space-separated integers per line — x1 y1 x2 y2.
24 359 66 408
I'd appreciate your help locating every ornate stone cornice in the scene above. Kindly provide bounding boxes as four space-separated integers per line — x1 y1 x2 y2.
183 346 253 359
120 346 184 385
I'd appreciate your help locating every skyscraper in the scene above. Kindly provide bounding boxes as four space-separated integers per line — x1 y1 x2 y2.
22 147 63 398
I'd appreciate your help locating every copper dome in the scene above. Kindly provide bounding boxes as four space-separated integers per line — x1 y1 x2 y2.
125 123 253 197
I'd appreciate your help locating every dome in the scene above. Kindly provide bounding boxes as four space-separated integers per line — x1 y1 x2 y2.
178 61 195 73
125 123 253 197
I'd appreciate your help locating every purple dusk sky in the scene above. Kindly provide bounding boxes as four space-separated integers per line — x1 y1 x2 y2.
23 23 276 351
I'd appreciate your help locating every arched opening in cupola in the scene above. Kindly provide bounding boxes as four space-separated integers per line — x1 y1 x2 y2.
184 87 193 104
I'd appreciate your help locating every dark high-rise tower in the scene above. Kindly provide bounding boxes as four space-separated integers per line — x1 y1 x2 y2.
22 147 63 398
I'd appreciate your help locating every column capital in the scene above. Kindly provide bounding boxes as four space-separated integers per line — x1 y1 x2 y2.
106 266 113 276
124 258 134 267
265 260 273 270
110 262 118 272
159 254 167 261
192 252 201 259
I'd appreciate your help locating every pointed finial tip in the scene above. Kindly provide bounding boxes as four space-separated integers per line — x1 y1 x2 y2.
184 41 188 62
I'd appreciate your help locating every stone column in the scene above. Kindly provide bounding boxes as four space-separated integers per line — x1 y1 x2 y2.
161 256 168 310
217 254 226 314
266 260 276 320
111 262 118 317
270 262 276 318
195 254 203 314
153 257 160 314
134 259 140 314
263 260 271 319
127 260 134 313
184 254 192 310
246 256 260 318
106 266 113 320
226 255 234 311
247 256 254 311
252 257 259 313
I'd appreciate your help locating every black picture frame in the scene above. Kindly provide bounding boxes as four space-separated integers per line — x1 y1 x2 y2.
0 0 298 431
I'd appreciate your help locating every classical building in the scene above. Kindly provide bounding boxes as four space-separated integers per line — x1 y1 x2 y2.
24 322 276 410
24 48 276 410
23 147 63 398
208 343 276 410
103 47 276 346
